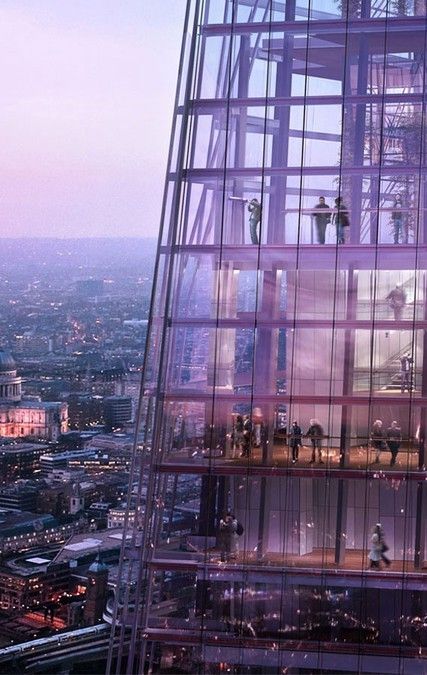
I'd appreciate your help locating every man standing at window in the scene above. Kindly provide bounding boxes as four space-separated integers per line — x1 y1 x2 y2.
312 196 331 244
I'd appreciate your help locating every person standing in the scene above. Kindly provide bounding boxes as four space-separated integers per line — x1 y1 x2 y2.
289 420 302 463
391 194 404 244
400 353 413 393
248 198 261 245
232 414 244 457
219 513 233 562
332 197 350 244
371 419 386 464
306 419 324 464
252 407 263 448
376 523 391 567
368 525 382 569
386 284 407 321
229 514 240 560
312 196 331 244
241 416 253 458
386 420 402 466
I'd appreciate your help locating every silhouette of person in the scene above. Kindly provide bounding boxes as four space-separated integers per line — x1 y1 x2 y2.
386 284 407 321
306 419 324 464
386 421 402 466
289 421 302 463
400 353 413 392
391 194 404 244
371 419 386 464
248 198 261 245
313 196 331 244
332 197 350 244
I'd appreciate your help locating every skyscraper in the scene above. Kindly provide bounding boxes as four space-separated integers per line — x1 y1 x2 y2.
108 2 427 673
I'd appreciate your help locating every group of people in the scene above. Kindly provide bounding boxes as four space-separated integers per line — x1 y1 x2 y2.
288 419 325 464
219 512 391 570
231 415 407 467
242 195 351 245
312 196 350 245
232 412 263 457
370 419 402 466
236 192 409 246
233 415 326 464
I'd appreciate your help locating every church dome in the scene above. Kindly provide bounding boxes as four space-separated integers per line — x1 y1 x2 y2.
0 351 16 372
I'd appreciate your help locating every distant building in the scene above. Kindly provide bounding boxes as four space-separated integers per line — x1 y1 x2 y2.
103 396 132 430
75 279 105 297
66 393 104 431
0 484 38 511
0 351 68 441
0 442 53 482
0 554 70 612
107 506 136 530
39 448 96 476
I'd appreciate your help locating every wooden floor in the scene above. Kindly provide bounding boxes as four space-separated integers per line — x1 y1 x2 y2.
211 548 424 574
221 443 419 470
166 443 421 472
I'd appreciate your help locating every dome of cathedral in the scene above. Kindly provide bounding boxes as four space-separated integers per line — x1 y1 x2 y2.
0 351 16 372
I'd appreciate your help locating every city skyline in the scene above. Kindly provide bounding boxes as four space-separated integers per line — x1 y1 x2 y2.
0 1 185 239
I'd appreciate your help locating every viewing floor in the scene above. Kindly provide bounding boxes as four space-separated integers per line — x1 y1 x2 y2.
161 442 423 474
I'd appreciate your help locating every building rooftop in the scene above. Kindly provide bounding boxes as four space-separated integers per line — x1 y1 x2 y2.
53 528 129 565
0 443 49 455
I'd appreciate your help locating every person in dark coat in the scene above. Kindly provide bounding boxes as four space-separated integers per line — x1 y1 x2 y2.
332 197 350 244
312 196 331 244
306 419 324 464
241 416 252 458
219 512 233 562
289 420 302 463
386 420 402 466
391 194 404 244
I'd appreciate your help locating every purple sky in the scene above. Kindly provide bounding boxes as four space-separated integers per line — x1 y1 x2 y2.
0 1 186 238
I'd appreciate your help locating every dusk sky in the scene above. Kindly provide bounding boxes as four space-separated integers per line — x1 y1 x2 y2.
0 1 186 238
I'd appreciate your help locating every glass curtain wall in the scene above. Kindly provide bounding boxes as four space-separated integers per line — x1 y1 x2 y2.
108 1 427 674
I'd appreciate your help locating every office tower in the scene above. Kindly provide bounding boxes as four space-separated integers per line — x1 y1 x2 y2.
108 2 427 673
104 396 133 430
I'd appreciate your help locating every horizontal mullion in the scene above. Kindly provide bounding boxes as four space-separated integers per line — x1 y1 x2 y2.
187 92 425 112
181 165 427 180
168 317 427 330
201 16 426 37
156 463 426 481
163 391 427 406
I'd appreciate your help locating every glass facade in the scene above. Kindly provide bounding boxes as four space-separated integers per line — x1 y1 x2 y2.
108 1 427 673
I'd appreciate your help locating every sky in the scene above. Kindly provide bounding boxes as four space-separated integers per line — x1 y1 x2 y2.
0 1 186 238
